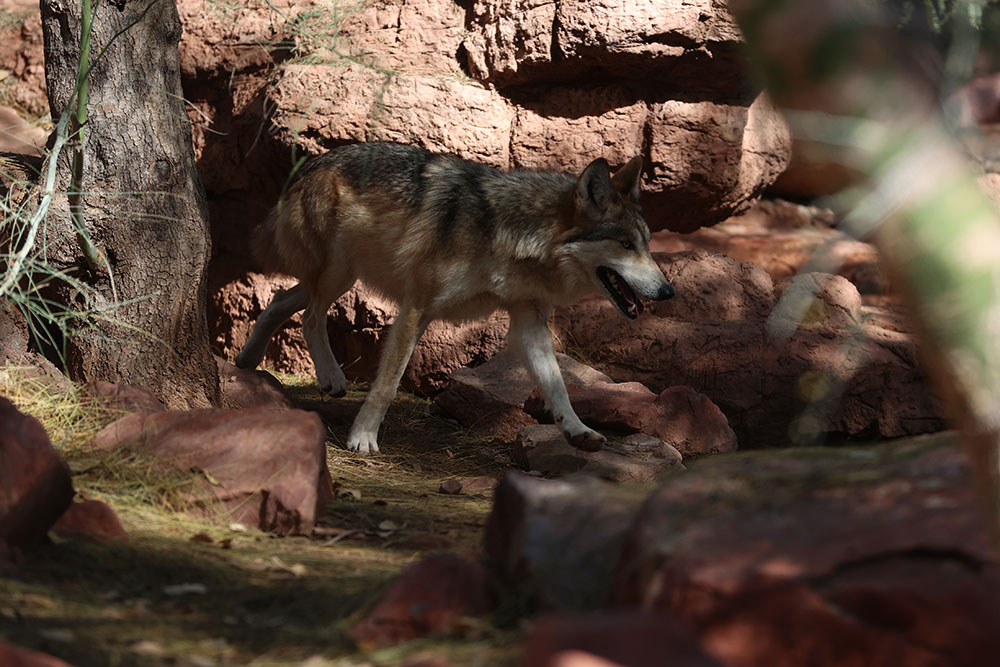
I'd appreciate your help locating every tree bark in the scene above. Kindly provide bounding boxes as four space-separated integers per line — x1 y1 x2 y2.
40 0 219 408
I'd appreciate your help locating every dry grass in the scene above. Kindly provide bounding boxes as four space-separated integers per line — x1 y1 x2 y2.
0 367 521 666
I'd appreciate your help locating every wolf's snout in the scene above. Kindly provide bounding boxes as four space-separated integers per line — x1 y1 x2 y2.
654 283 675 301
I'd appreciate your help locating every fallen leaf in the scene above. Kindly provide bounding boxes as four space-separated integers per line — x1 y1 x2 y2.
229 522 248 532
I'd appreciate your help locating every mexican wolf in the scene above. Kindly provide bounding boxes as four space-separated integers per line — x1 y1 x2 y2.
236 142 674 454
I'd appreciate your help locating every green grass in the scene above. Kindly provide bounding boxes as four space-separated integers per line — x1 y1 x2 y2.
0 369 520 666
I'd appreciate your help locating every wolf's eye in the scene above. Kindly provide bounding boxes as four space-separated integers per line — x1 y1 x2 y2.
620 240 633 250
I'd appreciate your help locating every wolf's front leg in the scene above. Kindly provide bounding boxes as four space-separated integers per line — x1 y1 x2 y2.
507 304 606 452
347 302 428 454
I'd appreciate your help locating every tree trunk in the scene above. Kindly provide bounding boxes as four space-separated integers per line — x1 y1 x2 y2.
40 0 218 408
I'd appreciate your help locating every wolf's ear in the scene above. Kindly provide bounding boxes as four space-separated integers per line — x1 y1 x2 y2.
611 156 643 203
575 158 615 213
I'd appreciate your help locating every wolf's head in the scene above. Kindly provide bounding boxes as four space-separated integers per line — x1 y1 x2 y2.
561 156 674 319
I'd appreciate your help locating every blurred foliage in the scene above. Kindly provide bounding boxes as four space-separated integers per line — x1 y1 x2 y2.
890 0 1000 69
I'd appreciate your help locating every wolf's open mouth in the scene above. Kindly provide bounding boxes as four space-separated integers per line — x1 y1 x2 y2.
597 266 643 319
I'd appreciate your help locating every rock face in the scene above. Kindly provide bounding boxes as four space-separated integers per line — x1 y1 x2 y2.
651 199 887 294
0 396 75 550
613 436 1000 666
0 306 70 392
90 408 333 535
554 252 944 448
170 0 791 383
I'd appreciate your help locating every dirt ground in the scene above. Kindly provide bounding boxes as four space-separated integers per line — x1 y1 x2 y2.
1 372 522 666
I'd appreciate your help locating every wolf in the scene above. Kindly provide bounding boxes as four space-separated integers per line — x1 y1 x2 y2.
236 142 674 454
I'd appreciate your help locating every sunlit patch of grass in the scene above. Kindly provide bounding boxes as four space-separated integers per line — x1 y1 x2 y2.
0 365 123 452
0 367 521 665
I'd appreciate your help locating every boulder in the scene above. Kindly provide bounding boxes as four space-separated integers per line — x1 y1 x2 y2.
0 396 74 550
526 382 737 458
514 425 684 482
435 350 612 441
90 408 333 535
0 8 47 118
554 253 945 448
348 553 493 648
612 435 1000 666
51 499 126 542
485 472 648 610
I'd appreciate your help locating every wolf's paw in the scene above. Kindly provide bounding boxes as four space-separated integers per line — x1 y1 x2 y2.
566 428 606 452
347 431 380 455
234 349 258 370
318 372 348 398
320 379 348 398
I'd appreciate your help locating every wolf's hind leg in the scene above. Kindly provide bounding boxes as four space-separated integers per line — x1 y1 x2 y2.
303 268 356 397
236 284 310 370
507 303 606 452
347 302 428 454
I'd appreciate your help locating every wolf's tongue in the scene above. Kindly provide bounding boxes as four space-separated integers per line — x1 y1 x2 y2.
621 284 643 316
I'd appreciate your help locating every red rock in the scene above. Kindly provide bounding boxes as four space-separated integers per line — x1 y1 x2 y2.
0 396 74 549
438 476 498 496
554 254 944 448
0 306 71 392
0 105 45 155
485 472 647 610
612 436 1000 666
216 357 292 410
90 408 333 535
83 381 166 413
51 499 126 542
515 425 684 483
528 382 737 458
521 612 721 667
461 0 743 90
0 639 74 667
348 553 492 648
0 11 47 119
651 199 887 294
435 350 612 441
